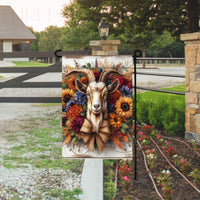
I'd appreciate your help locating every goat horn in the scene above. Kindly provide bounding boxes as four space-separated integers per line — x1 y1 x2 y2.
63 68 96 82
99 69 124 83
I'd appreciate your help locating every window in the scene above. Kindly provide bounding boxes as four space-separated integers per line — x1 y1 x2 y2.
12 42 21 51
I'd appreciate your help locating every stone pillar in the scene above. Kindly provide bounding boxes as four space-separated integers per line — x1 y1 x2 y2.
90 40 121 56
181 32 200 143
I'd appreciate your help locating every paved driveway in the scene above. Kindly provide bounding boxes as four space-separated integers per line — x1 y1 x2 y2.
136 67 185 88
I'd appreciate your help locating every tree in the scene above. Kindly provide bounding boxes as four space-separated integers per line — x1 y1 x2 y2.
38 26 65 51
62 0 199 60
28 27 40 51
185 0 199 33
63 25 99 50
62 0 101 50
150 0 199 36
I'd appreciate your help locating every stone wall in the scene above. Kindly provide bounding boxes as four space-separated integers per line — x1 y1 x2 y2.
90 40 121 56
181 32 200 143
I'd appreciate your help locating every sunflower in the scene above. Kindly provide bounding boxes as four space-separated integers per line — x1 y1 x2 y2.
109 113 122 129
68 76 77 90
115 96 133 118
62 89 75 107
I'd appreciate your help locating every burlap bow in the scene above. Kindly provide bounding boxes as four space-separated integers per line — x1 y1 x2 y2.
80 118 111 153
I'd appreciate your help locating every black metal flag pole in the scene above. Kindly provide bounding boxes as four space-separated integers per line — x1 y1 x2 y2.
133 50 142 180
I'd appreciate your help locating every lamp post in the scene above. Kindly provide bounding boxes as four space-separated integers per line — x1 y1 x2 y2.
90 19 120 55
98 19 109 40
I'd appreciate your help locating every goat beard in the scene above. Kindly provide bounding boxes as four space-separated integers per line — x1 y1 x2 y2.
90 112 103 133
80 118 111 153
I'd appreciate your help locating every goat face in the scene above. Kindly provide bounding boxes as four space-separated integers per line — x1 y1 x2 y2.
75 79 119 115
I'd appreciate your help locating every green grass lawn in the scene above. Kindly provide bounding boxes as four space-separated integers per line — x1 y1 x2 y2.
33 103 61 107
138 84 185 102
2 112 83 173
12 61 51 67
161 84 185 93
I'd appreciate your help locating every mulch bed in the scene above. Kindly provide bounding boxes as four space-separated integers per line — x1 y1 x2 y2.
114 132 200 200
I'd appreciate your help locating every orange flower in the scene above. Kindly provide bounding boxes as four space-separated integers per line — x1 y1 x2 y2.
67 104 83 120
80 76 88 85
112 134 123 149
93 68 98 72
68 76 77 90
63 121 72 144
124 76 132 84
115 96 133 118
63 127 68 137
109 113 122 129
122 135 129 143
62 78 66 84
64 133 71 145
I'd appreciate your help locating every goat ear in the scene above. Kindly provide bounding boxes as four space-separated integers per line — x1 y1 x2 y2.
75 79 87 94
108 78 119 94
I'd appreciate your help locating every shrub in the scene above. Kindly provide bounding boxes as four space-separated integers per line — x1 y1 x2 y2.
148 99 166 129
161 102 185 136
104 181 117 200
189 169 200 183
104 159 116 168
136 95 150 124
135 86 185 137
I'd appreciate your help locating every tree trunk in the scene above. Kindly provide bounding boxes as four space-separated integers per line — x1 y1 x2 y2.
186 0 199 33
142 49 146 68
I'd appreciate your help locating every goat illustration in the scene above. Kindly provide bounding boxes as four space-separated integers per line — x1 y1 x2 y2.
63 68 122 152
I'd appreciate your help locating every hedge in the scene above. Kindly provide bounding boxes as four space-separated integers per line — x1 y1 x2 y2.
135 87 185 137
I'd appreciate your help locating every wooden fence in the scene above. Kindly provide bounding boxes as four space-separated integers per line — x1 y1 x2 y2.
0 62 61 103
0 50 90 63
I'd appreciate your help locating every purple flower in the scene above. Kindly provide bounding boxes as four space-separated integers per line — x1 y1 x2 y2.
65 100 75 112
74 91 87 105
108 104 115 112
119 85 132 97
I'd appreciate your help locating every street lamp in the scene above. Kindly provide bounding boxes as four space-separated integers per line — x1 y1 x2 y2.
98 19 109 40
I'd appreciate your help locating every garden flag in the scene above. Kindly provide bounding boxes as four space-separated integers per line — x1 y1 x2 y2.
62 56 133 158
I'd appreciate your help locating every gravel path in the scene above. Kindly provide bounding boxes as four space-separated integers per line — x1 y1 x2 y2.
0 167 81 200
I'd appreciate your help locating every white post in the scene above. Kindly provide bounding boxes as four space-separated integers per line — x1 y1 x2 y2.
79 159 103 200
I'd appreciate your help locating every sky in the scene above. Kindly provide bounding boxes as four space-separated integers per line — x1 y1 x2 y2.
0 0 71 32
